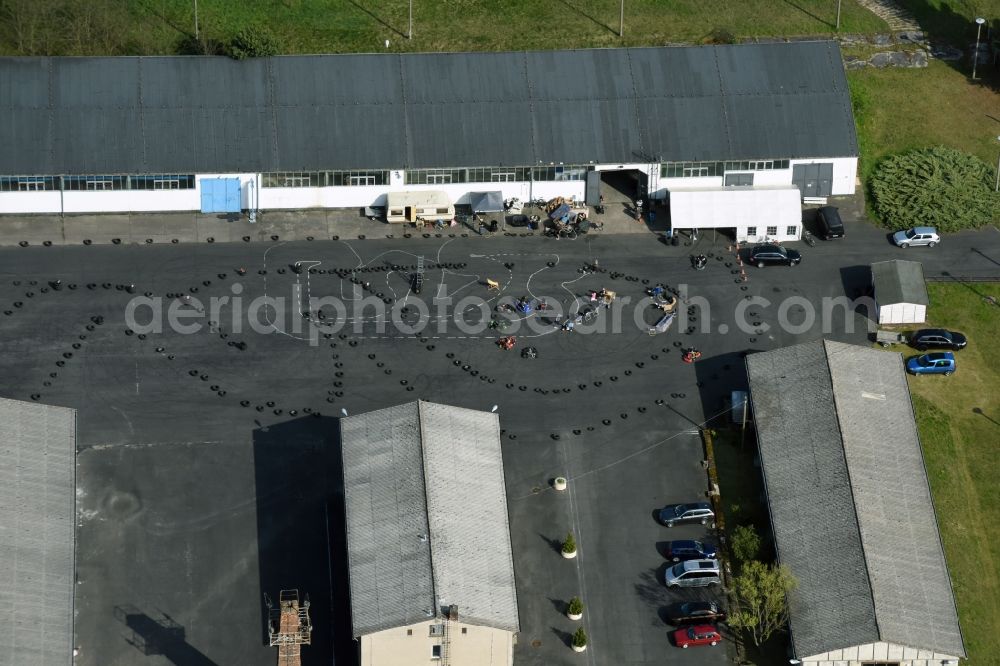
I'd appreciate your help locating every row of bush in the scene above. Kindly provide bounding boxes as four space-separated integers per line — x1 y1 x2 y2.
176 26 278 59
870 146 1000 233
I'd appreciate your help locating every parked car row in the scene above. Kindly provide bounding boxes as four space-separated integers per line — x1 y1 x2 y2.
658 502 714 527
902 328 968 377
906 352 956 376
809 205 942 250
658 502 726 649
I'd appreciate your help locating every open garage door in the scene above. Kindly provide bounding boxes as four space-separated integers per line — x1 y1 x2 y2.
585 171 601 206
200 178 242 213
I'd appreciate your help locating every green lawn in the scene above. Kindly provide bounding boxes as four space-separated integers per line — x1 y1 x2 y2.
1 0 888 56
849 61 1000 185
903 283 1000 665
898 0 1000 45
715 284 1000 665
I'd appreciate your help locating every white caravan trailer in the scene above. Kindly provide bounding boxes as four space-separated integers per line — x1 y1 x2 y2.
385 191 455 224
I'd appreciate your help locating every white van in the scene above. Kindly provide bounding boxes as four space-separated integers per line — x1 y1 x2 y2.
385 191 455 224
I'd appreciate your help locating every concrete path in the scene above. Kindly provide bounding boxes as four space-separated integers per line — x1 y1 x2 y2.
856 0 920 32
0 204 665 248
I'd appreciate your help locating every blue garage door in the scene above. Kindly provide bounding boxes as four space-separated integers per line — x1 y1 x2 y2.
200 178 242 213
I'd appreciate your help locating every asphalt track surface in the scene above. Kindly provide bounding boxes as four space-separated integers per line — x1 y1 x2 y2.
2 223 998 666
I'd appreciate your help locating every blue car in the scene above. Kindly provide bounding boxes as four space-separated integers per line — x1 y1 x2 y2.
906 352 955 376
665 539 718 562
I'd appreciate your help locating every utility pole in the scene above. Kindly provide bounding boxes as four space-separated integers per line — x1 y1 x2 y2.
408 0 413 39
740 394 748 452
619 0 624 38
995 136 1000 193
836 0 842 31
194 0 199 40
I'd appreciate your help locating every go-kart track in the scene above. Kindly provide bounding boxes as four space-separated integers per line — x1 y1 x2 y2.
2 227 998 666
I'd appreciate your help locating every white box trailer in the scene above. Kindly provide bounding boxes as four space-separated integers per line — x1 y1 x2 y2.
385 190 455 224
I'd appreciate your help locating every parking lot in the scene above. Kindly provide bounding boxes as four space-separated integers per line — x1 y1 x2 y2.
2 223 998 665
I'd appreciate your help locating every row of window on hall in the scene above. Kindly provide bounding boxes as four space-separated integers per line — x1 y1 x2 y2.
0 175 196 192
261 166 590 187
660 160 791 178
0 160 793 192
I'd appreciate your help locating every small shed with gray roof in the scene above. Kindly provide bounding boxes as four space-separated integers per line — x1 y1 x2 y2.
872 260 928 324
340 401 518 666
746 340 964 666
0 397 77 666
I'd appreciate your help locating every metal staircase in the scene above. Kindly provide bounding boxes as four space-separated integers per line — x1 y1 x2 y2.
440 617 452 666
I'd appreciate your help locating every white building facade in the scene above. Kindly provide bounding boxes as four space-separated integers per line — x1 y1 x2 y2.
0 42 859 221
0 155 857 216
0 167 589 215
801 641 962 666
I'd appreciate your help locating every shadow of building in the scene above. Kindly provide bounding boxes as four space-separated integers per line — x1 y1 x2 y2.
252 416 356 666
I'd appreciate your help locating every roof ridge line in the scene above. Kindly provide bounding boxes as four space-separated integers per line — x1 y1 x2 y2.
265 58 280 170
398 53 412 170
522 51 538 166
710 45 734 161
415 400 439 620
624 48 646 161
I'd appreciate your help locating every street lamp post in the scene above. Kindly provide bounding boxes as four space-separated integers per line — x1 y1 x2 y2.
972 17 985 79
619 0 624 38
995 136 1000 193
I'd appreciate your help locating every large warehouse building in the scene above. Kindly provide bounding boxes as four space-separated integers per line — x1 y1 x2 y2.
746 340 965 666
340 401 518 666
0 41 857 242
0 398 78 666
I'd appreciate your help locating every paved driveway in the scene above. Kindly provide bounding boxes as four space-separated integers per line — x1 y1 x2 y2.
1 223 997 665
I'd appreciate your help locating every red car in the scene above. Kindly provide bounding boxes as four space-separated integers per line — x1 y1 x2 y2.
672 624 722 648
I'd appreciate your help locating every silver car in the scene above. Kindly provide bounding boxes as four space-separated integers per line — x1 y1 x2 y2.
664 559 722 588
892 226 940 248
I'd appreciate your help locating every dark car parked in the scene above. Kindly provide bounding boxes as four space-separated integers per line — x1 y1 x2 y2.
664 539 717 562
658 502 715 527
666 600 728 626
817 205 845 239
748 244 801 268
909 329 967 351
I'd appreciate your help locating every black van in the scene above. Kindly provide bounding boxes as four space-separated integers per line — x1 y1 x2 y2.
817 206 845 239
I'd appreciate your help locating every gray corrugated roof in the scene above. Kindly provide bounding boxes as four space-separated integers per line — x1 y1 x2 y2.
0 398 76 666
0 41 856 175
746 342 879 657
826 340 964 658
340 402 435 636
341 401 518 636
418 402 518 632
746 341 965 659
872 260 928 306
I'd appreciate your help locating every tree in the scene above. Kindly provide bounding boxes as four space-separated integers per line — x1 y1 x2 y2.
567 596 584 616
727 561 797 646
571 626 588 648
561 532 577 555
0 0 138 56
228 26 278 60
730 524 761 563
871 146 1000 233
